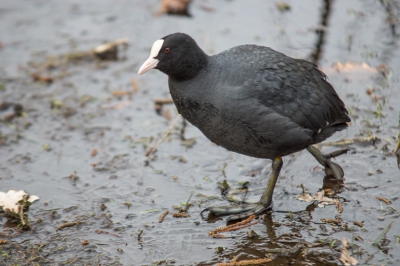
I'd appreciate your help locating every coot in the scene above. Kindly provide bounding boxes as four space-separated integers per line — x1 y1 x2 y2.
138 33 350 221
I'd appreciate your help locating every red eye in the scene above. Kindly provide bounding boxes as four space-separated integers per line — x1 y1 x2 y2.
164 48 170 53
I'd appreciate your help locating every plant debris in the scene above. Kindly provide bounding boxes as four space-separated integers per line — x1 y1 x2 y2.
296 190 338 207
376 196 391 205
209 215 259 238
217 256 272 266
339 238 358 265
32 73 54 84
157 0 191 16
372 221 394 249
158 210 169 223
0 190 39 217
93 38 128 60
57 220 81 231
144 114 181 164
95 229 121 238
322 135 380 147
353 220 364 227
276 2 291 12
172 212 189 218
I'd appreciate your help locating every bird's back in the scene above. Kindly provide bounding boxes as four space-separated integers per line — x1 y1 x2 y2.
169 45 350 159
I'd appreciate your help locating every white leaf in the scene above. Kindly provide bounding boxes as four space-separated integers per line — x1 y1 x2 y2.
0 190 40 215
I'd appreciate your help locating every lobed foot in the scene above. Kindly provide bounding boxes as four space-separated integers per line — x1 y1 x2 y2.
201 202 272 221
321 149 348 179
201 157 282 221
307 146 348 180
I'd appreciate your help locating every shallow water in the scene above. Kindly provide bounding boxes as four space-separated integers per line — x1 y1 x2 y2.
1 0 400 265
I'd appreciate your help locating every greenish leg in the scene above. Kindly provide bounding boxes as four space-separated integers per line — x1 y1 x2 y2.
306 145 348 179
201 156 283 221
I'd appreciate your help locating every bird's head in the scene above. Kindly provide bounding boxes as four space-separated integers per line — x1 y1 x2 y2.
138 33 207 80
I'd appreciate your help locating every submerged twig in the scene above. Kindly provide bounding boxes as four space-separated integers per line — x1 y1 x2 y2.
209 215 259 238
95 229 121 238
57 220 81 231
144 114 181 165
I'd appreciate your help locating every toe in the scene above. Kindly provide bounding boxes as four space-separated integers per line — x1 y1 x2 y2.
227 204 270 221
325 161 344 179
201 203 259 216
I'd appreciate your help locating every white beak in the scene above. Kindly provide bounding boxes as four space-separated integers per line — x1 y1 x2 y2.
138 57 159 75
138 39 164 75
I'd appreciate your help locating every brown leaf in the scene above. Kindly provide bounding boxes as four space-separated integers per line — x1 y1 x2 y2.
157 0 191 16
162 108 172 121
112 90 132 97
91 149 98 157
32 73 54 84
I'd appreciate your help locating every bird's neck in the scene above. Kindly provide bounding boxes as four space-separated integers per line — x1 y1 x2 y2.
166 50 209 81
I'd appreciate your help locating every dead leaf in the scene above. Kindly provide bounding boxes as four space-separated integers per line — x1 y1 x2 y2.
322 62 379 81
162 108 172 121
91 149 98 157
32 74 54 84
112 90 133 97
331 62 377 73
339 238 358 265
157 0 191 16
296 190 337 207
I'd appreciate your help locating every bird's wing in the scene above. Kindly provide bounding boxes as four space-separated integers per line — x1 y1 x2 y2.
221 46 350 133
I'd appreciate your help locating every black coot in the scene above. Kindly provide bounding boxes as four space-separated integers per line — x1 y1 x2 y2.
138 33 350 221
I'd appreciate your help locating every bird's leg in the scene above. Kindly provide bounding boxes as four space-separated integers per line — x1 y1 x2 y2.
306 145 348 179
201 156 283 221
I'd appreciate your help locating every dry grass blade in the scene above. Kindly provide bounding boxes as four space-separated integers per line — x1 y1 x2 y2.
372 221 394 248
209 215 259 237
217 256 272 266
131 78 139 92
339 238 358 266
145 114 181 163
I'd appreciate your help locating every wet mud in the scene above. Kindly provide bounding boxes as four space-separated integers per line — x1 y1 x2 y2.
1 0 400 265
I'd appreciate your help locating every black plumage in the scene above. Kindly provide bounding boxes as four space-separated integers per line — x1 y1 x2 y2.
139 33 350 220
